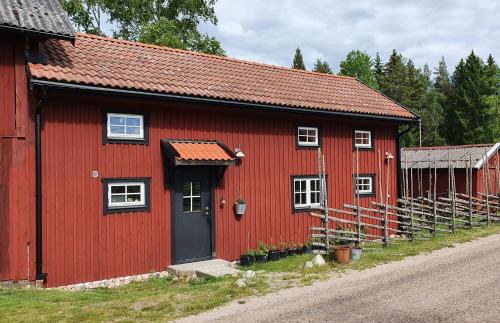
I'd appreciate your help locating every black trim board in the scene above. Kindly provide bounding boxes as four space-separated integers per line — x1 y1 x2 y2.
290 175 328 213
353 174 376 197
102 110 150 145
30 79 420 124
101 178 151 214
0 25 75 42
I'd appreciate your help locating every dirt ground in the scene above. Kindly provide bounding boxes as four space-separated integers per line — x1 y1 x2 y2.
177 233 500 323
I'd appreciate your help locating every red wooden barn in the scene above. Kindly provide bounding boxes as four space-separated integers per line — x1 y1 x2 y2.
0 1 418 287
401 144 500 198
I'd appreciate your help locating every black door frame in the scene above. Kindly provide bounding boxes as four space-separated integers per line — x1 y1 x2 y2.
170 166 216 264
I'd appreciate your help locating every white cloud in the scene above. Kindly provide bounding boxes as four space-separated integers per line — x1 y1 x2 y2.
200 0 500 73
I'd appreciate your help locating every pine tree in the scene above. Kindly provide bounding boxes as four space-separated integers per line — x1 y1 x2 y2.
338 50 378 89
434 57 452 96
483 55 500 141
312 59 333 74
373 52 384 90
445 51 491 144
292 47 306 70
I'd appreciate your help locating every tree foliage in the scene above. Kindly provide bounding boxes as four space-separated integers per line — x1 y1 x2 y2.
312 59 332 74
292 47 306 70
60 0 225 55
339 50 378 89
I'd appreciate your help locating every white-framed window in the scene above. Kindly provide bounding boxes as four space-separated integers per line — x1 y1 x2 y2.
297 126 319 147
106 113 144 140
182 181 202 213
107 182 146 208
355 175 374 195
354 130 372 148
293 177 322 209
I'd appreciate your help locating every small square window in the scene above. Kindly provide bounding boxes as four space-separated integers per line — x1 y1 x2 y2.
354 175 374 196
297 127 319 147
354 130 373 149
292 176 324 210
103 178 151 214
182 181 202 213
106 113 145 141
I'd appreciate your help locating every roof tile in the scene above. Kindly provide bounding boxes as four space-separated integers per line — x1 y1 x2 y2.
29 33 417 119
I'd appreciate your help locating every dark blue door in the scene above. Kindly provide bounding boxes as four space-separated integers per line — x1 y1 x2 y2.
172 168 212 264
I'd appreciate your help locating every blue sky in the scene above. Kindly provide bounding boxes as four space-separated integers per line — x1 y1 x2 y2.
105 0 500 73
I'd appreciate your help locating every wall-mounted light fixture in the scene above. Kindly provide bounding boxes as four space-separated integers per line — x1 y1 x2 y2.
235 145 245 158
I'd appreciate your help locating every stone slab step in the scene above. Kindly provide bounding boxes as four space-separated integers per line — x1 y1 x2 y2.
167 259 241 278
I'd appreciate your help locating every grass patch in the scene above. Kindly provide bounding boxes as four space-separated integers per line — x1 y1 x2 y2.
2 224 500 322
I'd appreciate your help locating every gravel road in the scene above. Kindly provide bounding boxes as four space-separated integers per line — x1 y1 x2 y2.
177 233 500 323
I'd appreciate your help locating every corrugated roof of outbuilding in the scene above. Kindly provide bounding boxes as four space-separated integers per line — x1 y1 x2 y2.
401 143 500 169
0 0 74 40
29 33 418 121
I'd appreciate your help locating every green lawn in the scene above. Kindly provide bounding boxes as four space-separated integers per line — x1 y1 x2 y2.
2 224 500 322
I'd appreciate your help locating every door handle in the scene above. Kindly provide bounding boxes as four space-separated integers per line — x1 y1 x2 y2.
203 207 210 216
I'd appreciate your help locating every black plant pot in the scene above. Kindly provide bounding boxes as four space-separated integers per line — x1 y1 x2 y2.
303 247 313 254
240 255 254 267
288 248 297 256
255 254 268 263
279 250 288 258
296 248 304 255
268 251 280 261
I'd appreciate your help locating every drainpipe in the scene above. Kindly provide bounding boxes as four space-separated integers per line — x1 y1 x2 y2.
35 87 48 282
396 125 415 199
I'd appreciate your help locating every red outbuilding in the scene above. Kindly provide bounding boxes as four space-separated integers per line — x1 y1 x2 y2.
0 1 418 287
401 144 500 198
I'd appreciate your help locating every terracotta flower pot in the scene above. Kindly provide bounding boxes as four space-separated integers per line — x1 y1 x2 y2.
333 246 351 265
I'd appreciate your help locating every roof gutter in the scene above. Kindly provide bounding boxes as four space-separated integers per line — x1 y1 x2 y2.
30 79 419 124
0 25 75 42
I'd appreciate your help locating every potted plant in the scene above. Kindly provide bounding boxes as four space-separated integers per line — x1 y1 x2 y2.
268 244 280 261
279 241 288 258
333 226 353 265
240 249 256 267
302 239 313 254
254 249 268 263
288 242 297 256
296 243 304 255
234 197 247 215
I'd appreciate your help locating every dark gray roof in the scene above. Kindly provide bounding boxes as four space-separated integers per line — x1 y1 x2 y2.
0 0 74 40
401 143 500 169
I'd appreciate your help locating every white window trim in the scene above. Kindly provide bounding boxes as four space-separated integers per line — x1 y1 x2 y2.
293 177 321 209
107 113 144 140
297 126 319 147
355 176 374 195
182 181 202 213
354 130 372 148
107 182 146 208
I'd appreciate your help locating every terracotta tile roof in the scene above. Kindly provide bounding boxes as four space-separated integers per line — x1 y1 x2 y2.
29 33 417 120
170 141 235 162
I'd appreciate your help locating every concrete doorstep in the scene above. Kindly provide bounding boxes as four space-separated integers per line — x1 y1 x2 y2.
167 259 241 278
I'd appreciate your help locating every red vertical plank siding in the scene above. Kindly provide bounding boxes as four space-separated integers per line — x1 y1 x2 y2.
0 37 36 283
37 93 400 287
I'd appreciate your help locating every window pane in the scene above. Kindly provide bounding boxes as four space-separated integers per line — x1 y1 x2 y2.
126 117 141 127
110 126 125 134
182 182 191 196
298 129 307 136
192 197 201 212
126 127 141 135
183 197 191 212
111 195 126 203
111 186 125 194
110 116 125 125
127 194 141 202
192 182 201 196
127 185 141 193
294 192 302 204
